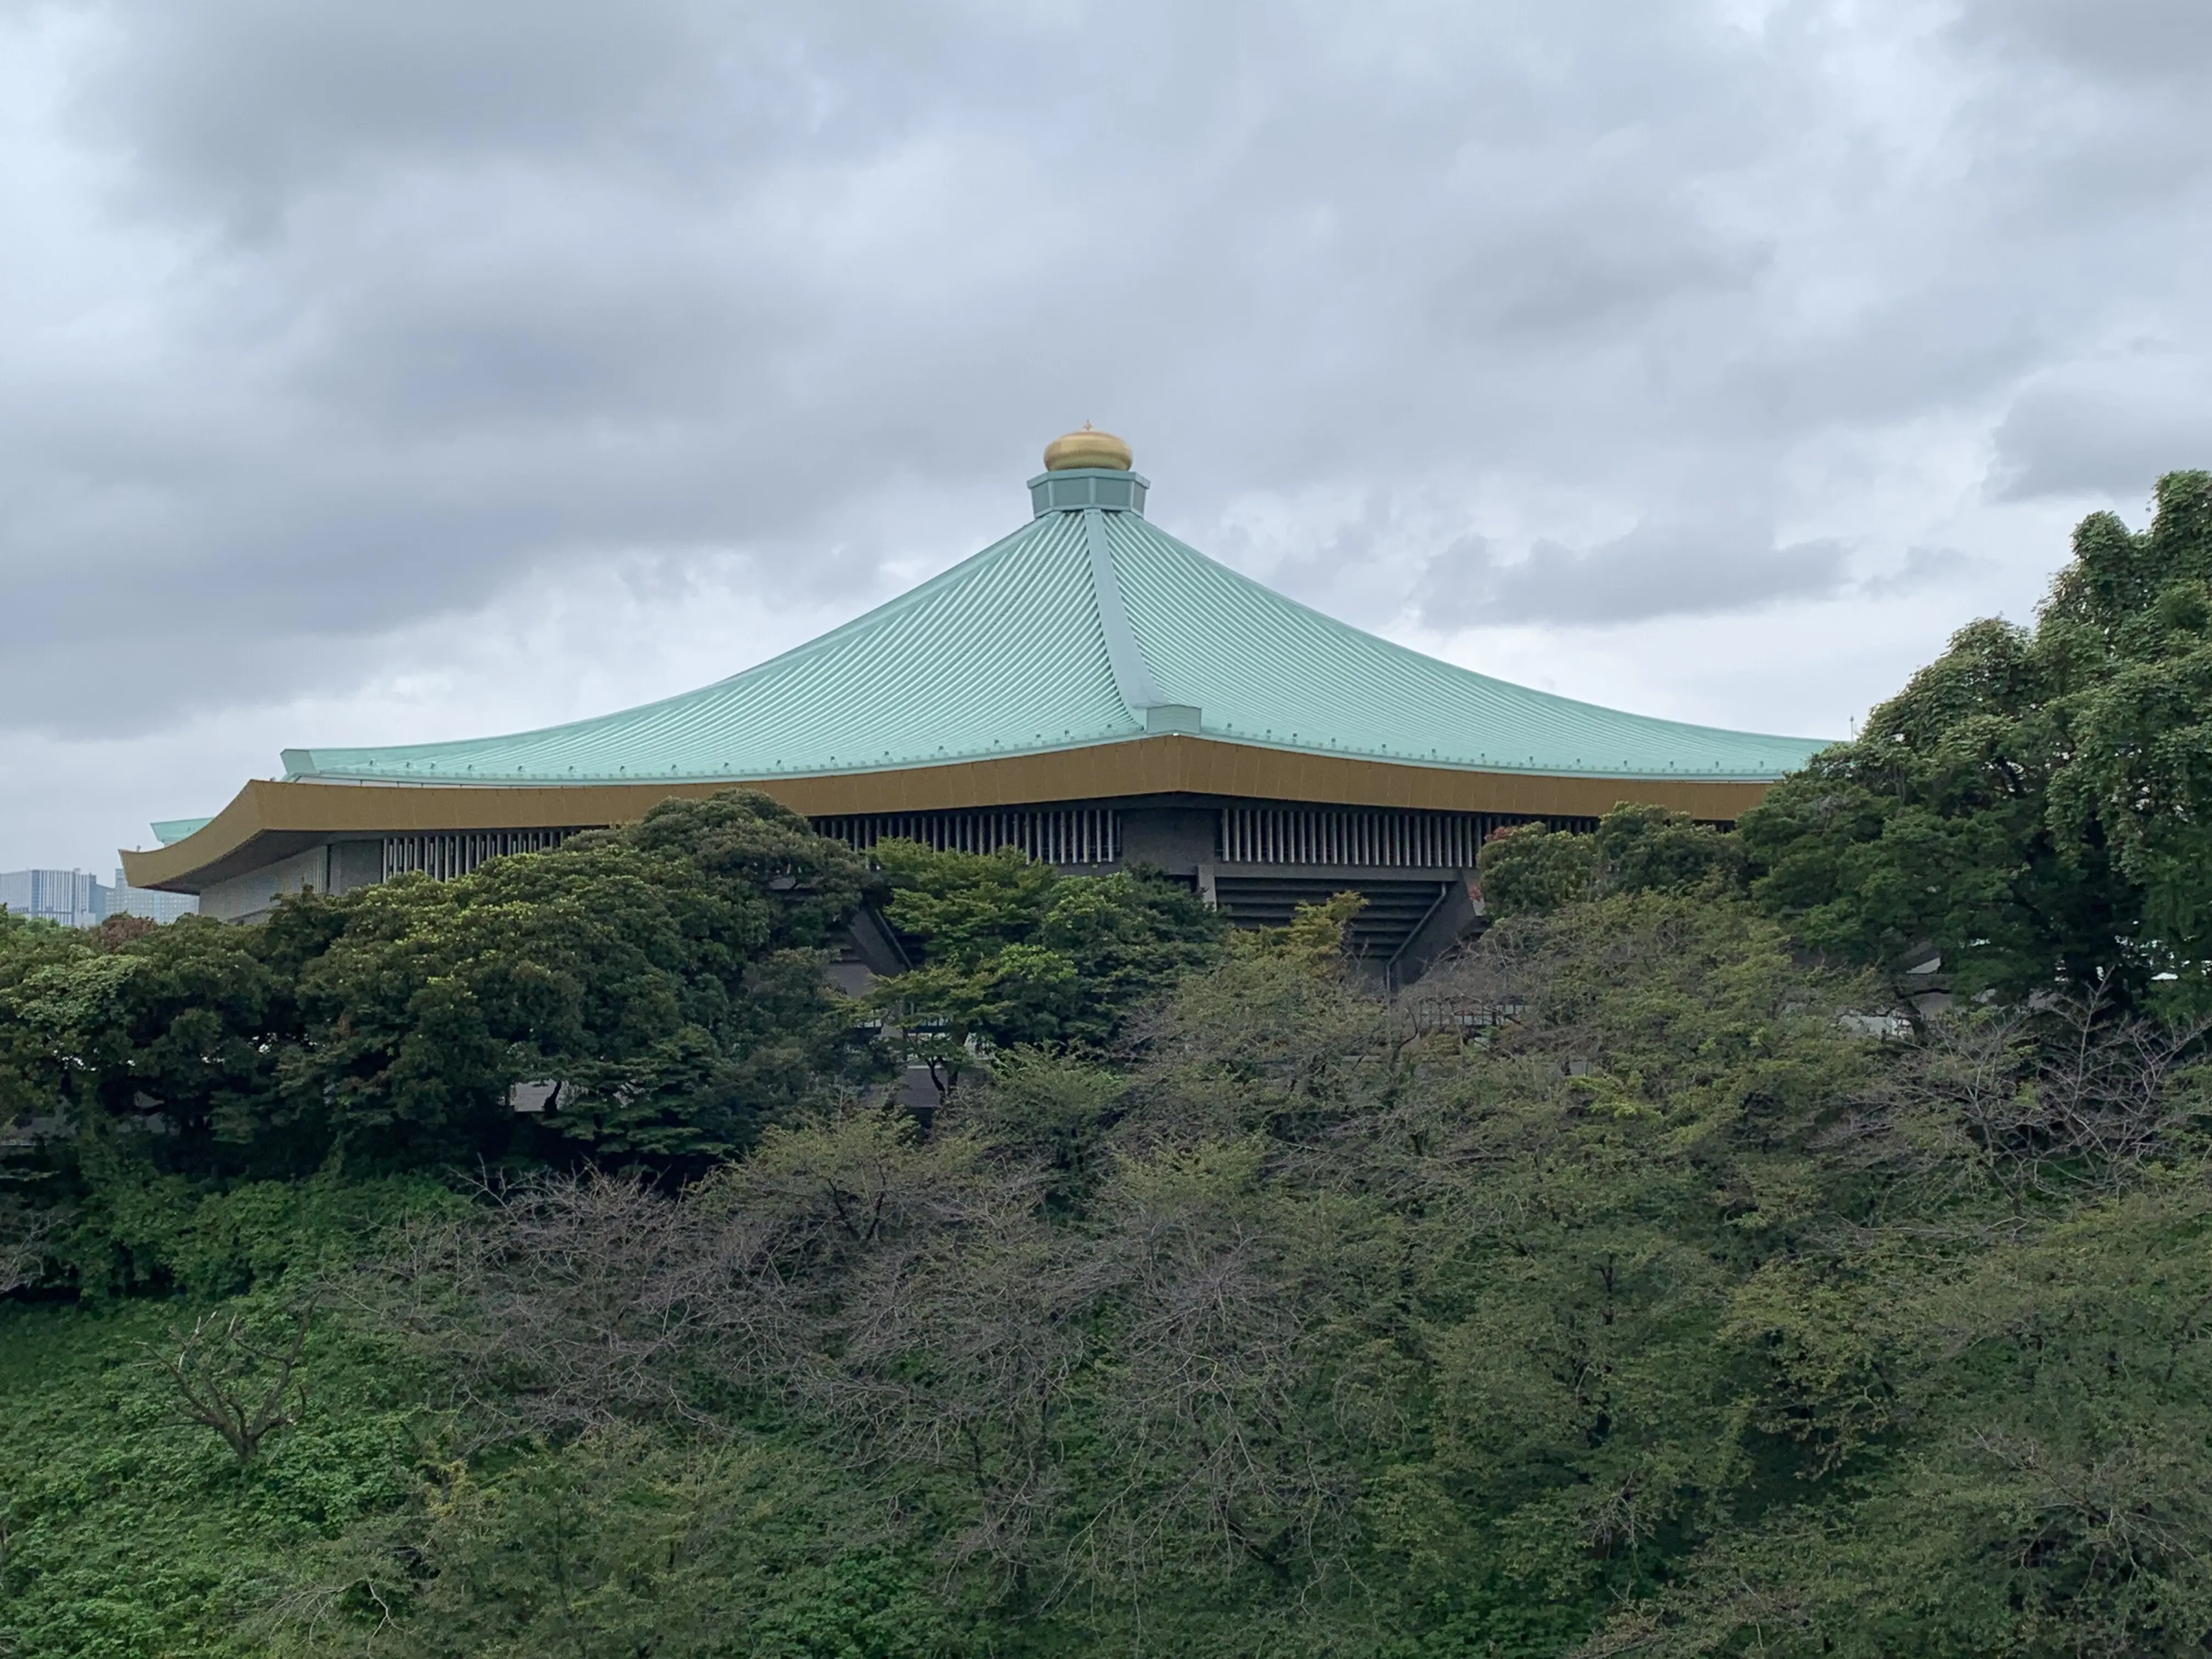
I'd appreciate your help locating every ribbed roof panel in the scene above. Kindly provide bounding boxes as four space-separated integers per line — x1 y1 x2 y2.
1102 514 1824 780
289 511 1138 783
285 494 1829 786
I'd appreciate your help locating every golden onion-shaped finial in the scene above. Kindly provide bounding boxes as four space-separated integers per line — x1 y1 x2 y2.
1043 422 1133 472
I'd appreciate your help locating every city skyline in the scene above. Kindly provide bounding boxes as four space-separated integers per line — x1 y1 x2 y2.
0 866 198 927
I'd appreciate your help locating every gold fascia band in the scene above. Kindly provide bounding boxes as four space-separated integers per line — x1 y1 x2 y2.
123 736 1779 893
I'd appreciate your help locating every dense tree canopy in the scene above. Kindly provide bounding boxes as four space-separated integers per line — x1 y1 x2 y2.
2 791 872 1188
13 889 2207 1656
1742 470 2212 1009
1476 802 1745 919
865 840 1222 1090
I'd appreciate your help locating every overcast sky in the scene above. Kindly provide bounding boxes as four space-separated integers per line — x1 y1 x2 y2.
3 0 2208 873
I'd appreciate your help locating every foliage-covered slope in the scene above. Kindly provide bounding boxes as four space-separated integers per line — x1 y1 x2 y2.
11 891 2207 1656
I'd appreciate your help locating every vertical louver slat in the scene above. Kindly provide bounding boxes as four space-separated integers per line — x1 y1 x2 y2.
1209 807 1596 868
808 806 1613 874
382 828 579 882
810 810 1121 866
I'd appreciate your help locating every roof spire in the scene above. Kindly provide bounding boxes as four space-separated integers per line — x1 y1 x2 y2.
1043 424 1133 471
1030 426 1149 516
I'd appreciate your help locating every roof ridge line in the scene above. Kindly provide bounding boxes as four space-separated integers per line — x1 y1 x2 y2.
283 515 1062 777
1081 507 1162 715
1117 514 1825 748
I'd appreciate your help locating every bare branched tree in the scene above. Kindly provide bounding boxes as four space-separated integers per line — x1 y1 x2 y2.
780 1191 1106 1582
1840 995 2212 1213
0 1194 61 1296
344 1114 1107 1592
145 1303 313 1467
1064 1156 1373 1600
697 1112 1114 1584
348 1169 732 1437
2032 997 2211 1174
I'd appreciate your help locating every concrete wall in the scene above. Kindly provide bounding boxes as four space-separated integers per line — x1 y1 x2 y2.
330 839 382 894
199 845 331 923
198 838 381 919
1119 807 1217 875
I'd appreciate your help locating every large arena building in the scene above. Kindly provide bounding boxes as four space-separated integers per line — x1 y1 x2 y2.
125 429 1827 985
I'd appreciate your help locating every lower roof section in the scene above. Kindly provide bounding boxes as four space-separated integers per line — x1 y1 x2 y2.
125 733 1781 893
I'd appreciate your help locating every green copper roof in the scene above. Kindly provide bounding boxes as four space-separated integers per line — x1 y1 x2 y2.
280 474 1830 786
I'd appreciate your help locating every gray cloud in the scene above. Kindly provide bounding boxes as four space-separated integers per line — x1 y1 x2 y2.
1951 0 2212 84
1989 358 2212 501
1 0 2209 824
74 2 738 225
1416 523 1849 630
1861 546 1985 600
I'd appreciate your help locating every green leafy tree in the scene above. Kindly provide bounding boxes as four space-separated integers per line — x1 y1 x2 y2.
867 842 1222 1091
1476 805 1742 919
284 789 874 1171
273 1430 964 1659
1595 800 1747 894
1 911 300 1178
2 790 878 1201
1742 470 2212 1009
1477 823 1598 917
0 911 92 1148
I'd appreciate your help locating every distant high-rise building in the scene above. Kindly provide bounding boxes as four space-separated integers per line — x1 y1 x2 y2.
0 869 108 928
105 868 198 924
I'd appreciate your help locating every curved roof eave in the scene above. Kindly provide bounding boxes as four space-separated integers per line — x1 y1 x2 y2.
286 724 1819 789
125 735 1804 895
